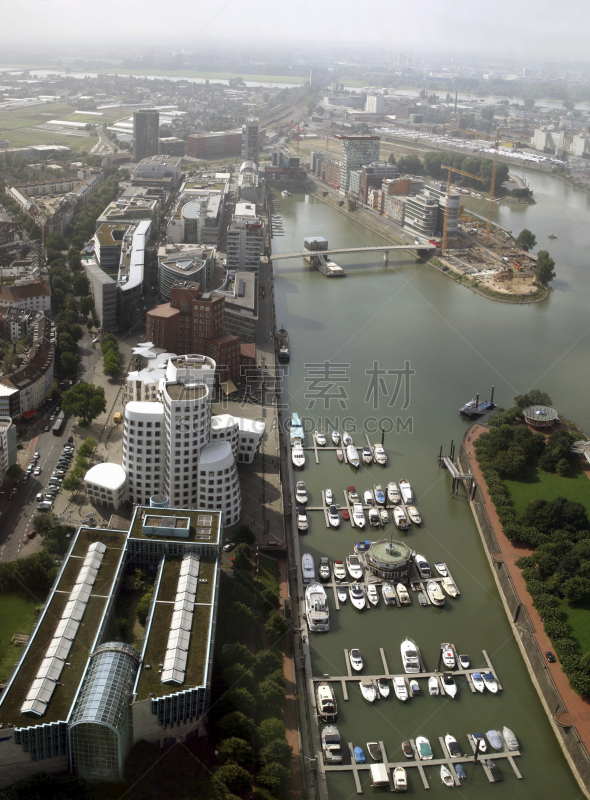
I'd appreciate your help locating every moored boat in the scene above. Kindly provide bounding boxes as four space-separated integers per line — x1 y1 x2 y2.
445 734 461 757
393 506 410 530
502 727 519 751
401 638 422 673
315 430 327 446
355 540 371 553
337 586 347 603
373 445 387 465
316 682 337 722
353 745 366 763
416 735 433 761
292 444 305 468
442 577 459 597
441 644 456 669
349 648 363 671
297 506 309 533
368 508 380 527
342 508 350 521
382 582 397 605
418 591 428 606
367 741 382 761
428 676 440 695
379 507 389 524
278 329 290 362
387 481 401 504
349 583 366 610
407 505 421 525
325 488 333 505
486 730 503 751
336 449 344 462
346 554 363 580
333 560 346 581
366 584 379 605
399 479 413 503
332 430 341 445
471 672 485 692
321 725 343 763
359 680 377 702
347 444 360 468
415 553 431 579
295 480 308 504
442 672 457 698
374 485 385 504
435 562 448 576
305 582 330 632
362 446 373 464
410 679 420 696
396 583 411 605
377 678 389 698
342 432 353 447
455 763 467 780
328 505 340 528
394 676 408 701
459 654 470 669
483 671 498 693
302 553 315 582
472 732 487 753
393 767 407 792
401 740 413 758
440 765 454 787
364 489 374 506
427 580 445 606
347 486 359 503
352 503 366 528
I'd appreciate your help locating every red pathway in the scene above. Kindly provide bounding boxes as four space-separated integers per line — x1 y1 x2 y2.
465 425 590 744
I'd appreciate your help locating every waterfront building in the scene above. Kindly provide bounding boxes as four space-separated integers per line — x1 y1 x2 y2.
401 194 438 238
364 538 413 581
133 109 159 161
157 244 215 300
334 134 380 194
226 203 265 274
424 181 460 234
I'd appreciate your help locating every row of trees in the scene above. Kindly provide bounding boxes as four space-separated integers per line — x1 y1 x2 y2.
392 150 510 195
100 334 121 377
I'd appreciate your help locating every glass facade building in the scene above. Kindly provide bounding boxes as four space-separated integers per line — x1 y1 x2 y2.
69 643 140 782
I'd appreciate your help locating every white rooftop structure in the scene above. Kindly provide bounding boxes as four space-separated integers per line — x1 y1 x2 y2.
84 463 127 511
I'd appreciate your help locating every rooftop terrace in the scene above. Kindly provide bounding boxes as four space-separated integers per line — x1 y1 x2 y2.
129 507 221 545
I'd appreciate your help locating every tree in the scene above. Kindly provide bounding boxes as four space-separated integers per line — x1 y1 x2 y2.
33 512 57 537
265 611 289 640
136 590 153 625
218 711 256 741
257 677 285 713
103 349 121 376
232 543 253 573
78 437 97 457
258 762 290 794
6 464 22 480
536 250 556 285
232 523 256 546
213 763 251 796
387 153 396 165
223 663 256 695
397 154 423 174
257 717 286 747
217 737 254 767
2 771 94 800
220 642 255 669
45 232 68 251
568 671 590 697
59 351 79 377
73 273 89 296
563 576 590 605
61 383 106 425
62 474 82 492
516 229 537 251
514 389 552 411
523 97 536 111
260 739 292 766
80 296 94 317
226 686 256 717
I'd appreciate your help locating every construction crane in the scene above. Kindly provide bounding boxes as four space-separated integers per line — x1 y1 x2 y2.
485 129 500 244
441 166 484 253
284 120 304 154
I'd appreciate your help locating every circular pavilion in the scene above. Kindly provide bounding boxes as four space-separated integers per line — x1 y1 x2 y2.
364 538 413 581
522 405 559 428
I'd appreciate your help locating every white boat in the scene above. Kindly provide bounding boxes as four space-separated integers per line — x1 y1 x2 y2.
302 553 315 582
415 554 431 579
366 584 379 606
435 562 448 577
359 680 377 702
352 503 366 528
471 672 485 692
295 480 308 504
321 725 343 764
348 486 359 503
442 577 459 597
364 489 374 506
399 479 413 504
440 765 454 787
483 671 498 693
346 554 363 580
445 734 462 758
315 430 327 446
331 430 341 445
374 484 386 504
292 444 305 468
486 730 503 751
427 580 445 606
441 644 456 669
362 446 373 465
442 673 457 698
337 586 347 603
325 488 333 505
382 583 397 605
349 583 366 610
409 679 420 696
396 583 411 605
367 741 382 761
379 508 389 524
502 727 519 751
342 431 353 447
472 733 487 753
416 735 433 761
368 508 380 527
319 558 330 581
316 682 338 722
459 654 470 669
393 506 409 530
377 678 390 698
393 676 408 701
281 190 291 197
407 505 421 525
401 638 422 673
305 583 330 632
333 561 346 581
349 648 363 671
347 444 360 468
387 482 401 504
328 505 340 528
393 767 407 792
297 507 309 533
428 676 440 695
373 445 387 465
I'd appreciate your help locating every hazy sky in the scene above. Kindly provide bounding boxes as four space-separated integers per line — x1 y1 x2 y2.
1 0 588 66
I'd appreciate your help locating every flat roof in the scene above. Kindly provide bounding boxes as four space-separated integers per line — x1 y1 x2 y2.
129 507 221 544
165 383 208 401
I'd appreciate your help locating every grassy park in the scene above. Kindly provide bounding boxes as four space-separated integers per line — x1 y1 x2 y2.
0 593 39 682
504 461 590 518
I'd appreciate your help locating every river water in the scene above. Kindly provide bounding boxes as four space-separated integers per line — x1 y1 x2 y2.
272 171 589 798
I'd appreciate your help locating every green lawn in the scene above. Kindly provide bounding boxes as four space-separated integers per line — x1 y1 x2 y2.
560 601 590 654
0 593 39 682
257 553 280 595
504 462 590 519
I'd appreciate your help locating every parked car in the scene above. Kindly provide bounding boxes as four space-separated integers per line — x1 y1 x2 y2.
36 492 44 502
34 452 40 459
27 530 36 539
546 652 557 663
34 467 41 476
223 542 236 552
44 426 50 432
92 337 100 344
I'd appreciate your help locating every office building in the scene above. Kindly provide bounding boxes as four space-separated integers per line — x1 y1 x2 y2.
241 118 260 164
424 181 460 234
401 194 438 238
334 134 380 194
158 244 216 301
365 94 384 114
83 256 117 330
133 109 159 161
216 271 258 344
226 203 264 274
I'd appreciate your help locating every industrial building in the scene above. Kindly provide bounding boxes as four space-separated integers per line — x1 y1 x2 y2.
133 109 160 162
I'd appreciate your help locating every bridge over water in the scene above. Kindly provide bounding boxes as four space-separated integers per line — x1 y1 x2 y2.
270 243 436 260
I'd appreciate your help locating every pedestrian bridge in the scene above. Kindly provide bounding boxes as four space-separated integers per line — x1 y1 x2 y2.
270 243 436 260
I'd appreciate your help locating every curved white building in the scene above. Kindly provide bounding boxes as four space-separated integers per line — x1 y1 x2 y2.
122 402 165 507
197 441 241 526
84 463 127 510
165 353 216 389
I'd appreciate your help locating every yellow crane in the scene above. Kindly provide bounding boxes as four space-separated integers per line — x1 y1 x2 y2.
485 129 500 244
441 166 484 252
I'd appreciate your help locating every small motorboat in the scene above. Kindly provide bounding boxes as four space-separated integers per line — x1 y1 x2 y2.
331 430 341 445
407 505 421 525
397 583 411 605
441 644 456 669
342 509 350 521
352 503 366 528
502 727 519 751
440 765 454 787
401 740 413 758
483 671 499 693
548 233 558 239
459 654 470 669
417 591 428 606
366 584 379 606
415 554 431 579
359 680 377 702
379 508 389 524
427 580 445 606
348 486 359 503
445 734 461 757
315 430 327 446
455 764 467 780
442 577 459 597
328 505 340 528
442 673 457 698
382 583 397 605
368 508 380 527
486 730 503 751
362 446 373 465
325 488 333 505
333 561 346 581
377 678 390 698
347 444 360 468
349 583 366 610
336 449 344 462
428 676 440 695
473 733 487 753
373 445 387 465
387 481 401 504
435 562 448 577
342 431 353 447
355 540 371 554
337 586 347 604
374 485 385 504
353 745 366 763
281 189 291 197
297 507 309 533
471 672 485 692
346 554 363 580
393 767 407 792
416 735 433 761
399 479 413 504
367 741 382 761
394 677 408 702
292 444 305 468
349 648 363 671
393 506 410 530
296 481 308 504
318 558 331 582
316 682 338 722
302 552 315 582
364 489 374 506
409 679 420 696
321 725 343 764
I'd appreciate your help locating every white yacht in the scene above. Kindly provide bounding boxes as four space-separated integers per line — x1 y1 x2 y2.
349 583 366 610
368 508 380 527
347 444 360 468
333 560 347 581
396 583 411 605
440 765 454 787
319 557 331 582
366 584 379 606
325 488 333 505
502 727 519 751
346 554 363 579
374 485 386 504
471 672 485 692
349 648 363 671
281 189 291 197
444 734 461 758
337 586 347 603
442 673 457 698
401 638 422 673
483 671 499 693
399 479 413 504
315 430 327 446
292 444 305 468
297 507 309 533
393 767 407 792
382 583 397 605
428 676 440 695
379 508 389 524
416 736 433 761
459 654 470 669
415 554 431 579
442 577 459 597
305 583 330 632
393 676 408 701
352 503 366 528
427 580 445 606
393 506 409 530
387 482 401 504
377 679 390 698
362 446 373 465
363 489 374 506
342 431 353 447
435 562 448 576
441 644 456 669
295 481 308 504
407 505 421 525
331 430 341 445
373 445 387 465
316 682 338 722
359 680 377 702
347 486 360 503
321 725 343 764
302 553 315 582
328 505 340 528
